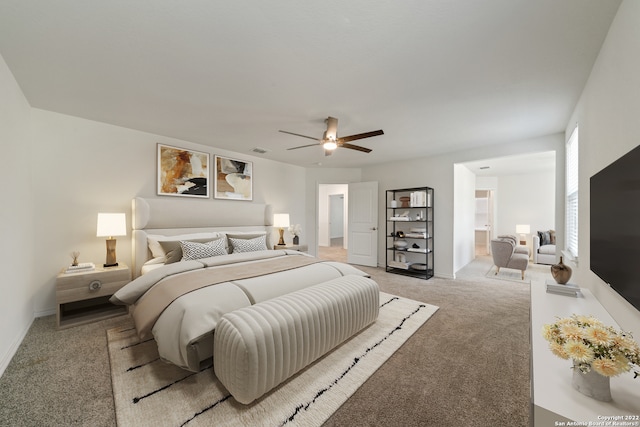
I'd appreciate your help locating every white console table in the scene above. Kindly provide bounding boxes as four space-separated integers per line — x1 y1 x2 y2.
531 282 640 426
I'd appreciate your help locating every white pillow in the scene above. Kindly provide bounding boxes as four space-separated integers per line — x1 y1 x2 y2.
229 235 268 253
180 239 228 261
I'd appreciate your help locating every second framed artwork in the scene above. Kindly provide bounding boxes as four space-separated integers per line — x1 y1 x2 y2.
214 155 253 201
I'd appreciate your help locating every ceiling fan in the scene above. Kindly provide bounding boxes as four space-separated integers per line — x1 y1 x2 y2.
279 116 383 156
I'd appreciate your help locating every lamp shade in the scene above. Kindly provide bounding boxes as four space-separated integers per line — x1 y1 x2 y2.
273 213 290 228
97 213 127 237
515 224 530 234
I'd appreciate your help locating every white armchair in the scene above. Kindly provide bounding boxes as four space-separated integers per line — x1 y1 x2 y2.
533 231 556 265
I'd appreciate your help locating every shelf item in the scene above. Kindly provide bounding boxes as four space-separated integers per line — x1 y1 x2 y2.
386 186 434 280
56 263 131 329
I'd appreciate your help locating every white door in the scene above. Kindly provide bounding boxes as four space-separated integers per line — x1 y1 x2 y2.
347 181 378 266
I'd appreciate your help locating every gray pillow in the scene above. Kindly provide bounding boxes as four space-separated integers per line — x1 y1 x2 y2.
160 238 223 264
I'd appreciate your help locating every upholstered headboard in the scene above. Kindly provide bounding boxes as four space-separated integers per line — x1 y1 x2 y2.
131 197 273 278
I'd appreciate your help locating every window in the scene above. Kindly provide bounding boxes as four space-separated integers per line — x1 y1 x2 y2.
565 126 579 258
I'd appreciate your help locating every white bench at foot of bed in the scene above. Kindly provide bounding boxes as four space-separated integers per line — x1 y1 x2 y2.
213 275 380 404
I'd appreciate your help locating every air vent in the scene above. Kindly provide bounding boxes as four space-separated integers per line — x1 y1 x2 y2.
251 147 269 154
480 166 490 170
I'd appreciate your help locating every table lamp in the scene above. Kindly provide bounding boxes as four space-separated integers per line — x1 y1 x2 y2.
97 213 126 267
515 224 530 246
273 213 290 246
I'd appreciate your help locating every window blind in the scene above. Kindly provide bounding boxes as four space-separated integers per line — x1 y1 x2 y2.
566 127 579 257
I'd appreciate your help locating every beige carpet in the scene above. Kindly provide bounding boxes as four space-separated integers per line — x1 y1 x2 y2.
108 292 438 427
485 264 531 283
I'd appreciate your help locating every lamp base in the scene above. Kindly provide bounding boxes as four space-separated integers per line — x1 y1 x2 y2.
277 228 286 246
105 238 118 268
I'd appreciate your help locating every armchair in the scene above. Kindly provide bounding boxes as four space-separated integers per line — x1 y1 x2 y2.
490 235 529 280
533 230 557 265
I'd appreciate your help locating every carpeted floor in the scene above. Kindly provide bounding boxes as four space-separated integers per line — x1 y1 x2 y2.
108 293 438 427
0 256 552 426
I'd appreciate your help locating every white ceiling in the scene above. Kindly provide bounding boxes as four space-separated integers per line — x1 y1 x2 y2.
462 150 556 177
0 0 621 168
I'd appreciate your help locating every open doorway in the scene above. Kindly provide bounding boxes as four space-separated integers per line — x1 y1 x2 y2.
475 190 494 256
317 184 348 262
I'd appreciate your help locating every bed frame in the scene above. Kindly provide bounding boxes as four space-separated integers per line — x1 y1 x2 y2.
131 197 273 278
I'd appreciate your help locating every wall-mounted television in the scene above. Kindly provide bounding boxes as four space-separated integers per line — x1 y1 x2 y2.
590 144 640 312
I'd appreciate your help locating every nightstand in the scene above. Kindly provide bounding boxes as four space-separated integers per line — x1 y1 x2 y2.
273 244 308 252
56 263 131 329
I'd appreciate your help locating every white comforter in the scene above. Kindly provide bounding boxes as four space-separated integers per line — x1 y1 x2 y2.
110 250 369 371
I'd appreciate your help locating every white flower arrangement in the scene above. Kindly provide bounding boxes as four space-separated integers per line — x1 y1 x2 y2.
288 224 302 237
542 314 640 378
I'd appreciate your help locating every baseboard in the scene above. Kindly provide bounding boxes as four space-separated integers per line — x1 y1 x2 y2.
0 315 34 378
35 308 56 317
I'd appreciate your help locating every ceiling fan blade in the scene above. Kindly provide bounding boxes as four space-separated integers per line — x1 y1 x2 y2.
287 142 322 150
325 116 338 140
279 130 321 141
338 129 384 143
340 142 372 153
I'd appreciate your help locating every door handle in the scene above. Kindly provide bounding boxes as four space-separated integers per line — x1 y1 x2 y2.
371 227 377 231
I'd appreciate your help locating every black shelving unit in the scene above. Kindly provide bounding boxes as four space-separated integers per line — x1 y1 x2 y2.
386 187 434 280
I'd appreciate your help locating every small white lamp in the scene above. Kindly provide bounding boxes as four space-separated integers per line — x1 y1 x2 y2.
515 224 530 246
273 213 290 246
97 213 126 267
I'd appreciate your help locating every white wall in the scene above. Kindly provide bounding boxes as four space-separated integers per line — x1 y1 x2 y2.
0 53 34 375
362 133 563 278
453 164 476 272
494 170 556 246
566 0 640 331
29 109 307 317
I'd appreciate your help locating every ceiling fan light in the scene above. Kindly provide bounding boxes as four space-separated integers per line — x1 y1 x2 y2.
323 141 337 150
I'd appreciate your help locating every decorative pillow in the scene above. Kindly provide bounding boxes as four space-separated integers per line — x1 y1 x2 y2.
229 235 268 253
160 238 221 264
549 230 556 245
180 239 228 261
537 231 551 246
147 232 221 258
225 231 268 251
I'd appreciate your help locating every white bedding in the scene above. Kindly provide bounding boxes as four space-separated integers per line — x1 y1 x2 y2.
111 250 369 371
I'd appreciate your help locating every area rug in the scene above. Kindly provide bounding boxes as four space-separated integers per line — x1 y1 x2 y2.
108 292 438 427
485 264 531 283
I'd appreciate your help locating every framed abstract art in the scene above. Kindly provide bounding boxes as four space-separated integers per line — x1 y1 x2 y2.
214 155 253 201
157 144 210 198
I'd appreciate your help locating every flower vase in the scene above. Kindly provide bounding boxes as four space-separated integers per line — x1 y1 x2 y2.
293 235 299 245
551 256 572 284
572 363 612 401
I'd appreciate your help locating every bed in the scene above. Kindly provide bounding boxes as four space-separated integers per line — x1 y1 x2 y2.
111 197 376 375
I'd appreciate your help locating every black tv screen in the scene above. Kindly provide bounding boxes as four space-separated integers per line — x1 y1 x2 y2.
590 144 640 312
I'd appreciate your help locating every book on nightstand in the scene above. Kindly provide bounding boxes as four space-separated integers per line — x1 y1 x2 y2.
545 279 581 297
65 262 96 273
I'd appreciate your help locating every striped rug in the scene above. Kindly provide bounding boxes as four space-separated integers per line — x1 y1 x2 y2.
107 292 438 427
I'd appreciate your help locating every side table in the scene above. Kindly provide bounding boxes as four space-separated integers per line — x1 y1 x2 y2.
56 263 131 329
273 244 309 253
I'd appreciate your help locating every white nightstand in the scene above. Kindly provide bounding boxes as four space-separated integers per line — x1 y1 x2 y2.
56 263 131 329
274 244 309 252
